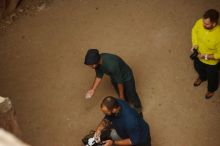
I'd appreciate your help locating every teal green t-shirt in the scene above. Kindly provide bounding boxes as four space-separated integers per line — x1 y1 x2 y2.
95 53 133 83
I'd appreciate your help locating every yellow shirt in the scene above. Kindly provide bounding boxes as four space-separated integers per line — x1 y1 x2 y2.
192 19 220 65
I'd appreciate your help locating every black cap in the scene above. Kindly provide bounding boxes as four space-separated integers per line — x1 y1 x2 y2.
84 49 100 65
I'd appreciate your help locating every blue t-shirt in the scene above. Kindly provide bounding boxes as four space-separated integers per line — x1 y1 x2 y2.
104 99 150 145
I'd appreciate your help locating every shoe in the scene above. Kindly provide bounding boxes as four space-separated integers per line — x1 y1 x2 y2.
205 92 214 99
193 78 203 87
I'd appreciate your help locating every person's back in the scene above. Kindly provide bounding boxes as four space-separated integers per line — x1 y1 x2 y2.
99 53 133 82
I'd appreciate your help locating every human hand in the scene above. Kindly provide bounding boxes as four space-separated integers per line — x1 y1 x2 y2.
94 130 101 142
94 130 101 138
197 54 205 59
103 140 114 146
191 45 198 52
85 89 95 99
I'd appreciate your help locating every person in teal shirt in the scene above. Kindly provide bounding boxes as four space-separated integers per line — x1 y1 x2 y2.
84 49 142 114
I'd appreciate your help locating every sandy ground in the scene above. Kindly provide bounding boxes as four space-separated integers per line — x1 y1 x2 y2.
0 0 220 146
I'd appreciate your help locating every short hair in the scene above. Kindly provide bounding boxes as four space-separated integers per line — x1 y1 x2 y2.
101 96 119 111
84 49 101 65
203 9 219 23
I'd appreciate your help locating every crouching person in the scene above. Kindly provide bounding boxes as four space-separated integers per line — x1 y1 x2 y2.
95 96 151 146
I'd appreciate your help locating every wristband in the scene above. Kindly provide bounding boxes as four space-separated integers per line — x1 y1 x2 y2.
205 54 208 60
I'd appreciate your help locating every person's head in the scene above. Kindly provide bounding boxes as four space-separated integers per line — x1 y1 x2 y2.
203 9 219 29
84 49 101 69
101 96 120 116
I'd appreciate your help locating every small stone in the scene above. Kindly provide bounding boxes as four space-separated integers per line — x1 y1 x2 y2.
10 13 17 20
17 8 24 13
37 3 46 11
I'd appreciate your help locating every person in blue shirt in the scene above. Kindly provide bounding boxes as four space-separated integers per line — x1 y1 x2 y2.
94 96 151 146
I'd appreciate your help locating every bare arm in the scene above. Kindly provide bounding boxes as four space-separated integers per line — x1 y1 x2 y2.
95 119 110 137
91 77 102 90
103 139 132 146
117 83 125 100
86 77 102 98
114 138 132 145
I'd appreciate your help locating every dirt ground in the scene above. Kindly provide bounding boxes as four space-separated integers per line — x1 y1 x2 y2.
0 0 220 146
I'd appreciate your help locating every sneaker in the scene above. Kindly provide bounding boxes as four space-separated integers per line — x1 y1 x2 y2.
193 78 203 87
205 92 214 99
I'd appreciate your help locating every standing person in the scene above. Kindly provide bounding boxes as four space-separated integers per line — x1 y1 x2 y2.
94 96 151 146
84 49 142 113
191 9 220 99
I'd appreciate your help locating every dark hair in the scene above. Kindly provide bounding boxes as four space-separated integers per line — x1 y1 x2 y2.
84 49 101 65
101 96 119 111
203 9 219 23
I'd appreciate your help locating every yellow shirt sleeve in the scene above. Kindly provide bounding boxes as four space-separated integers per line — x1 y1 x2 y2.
214 41 220 59
213 27 220 59
192 20 200 46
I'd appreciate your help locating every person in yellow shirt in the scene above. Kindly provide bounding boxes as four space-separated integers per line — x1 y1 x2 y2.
191 9 220 99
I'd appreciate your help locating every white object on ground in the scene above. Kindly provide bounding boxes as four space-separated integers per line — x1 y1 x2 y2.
86 136 101 146
87 137 96 146
85 91 92 99
0 97 5 103
0 128 30 146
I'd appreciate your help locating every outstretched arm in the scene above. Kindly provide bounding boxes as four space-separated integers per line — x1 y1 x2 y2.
86 77 102 99
91 77 102 91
